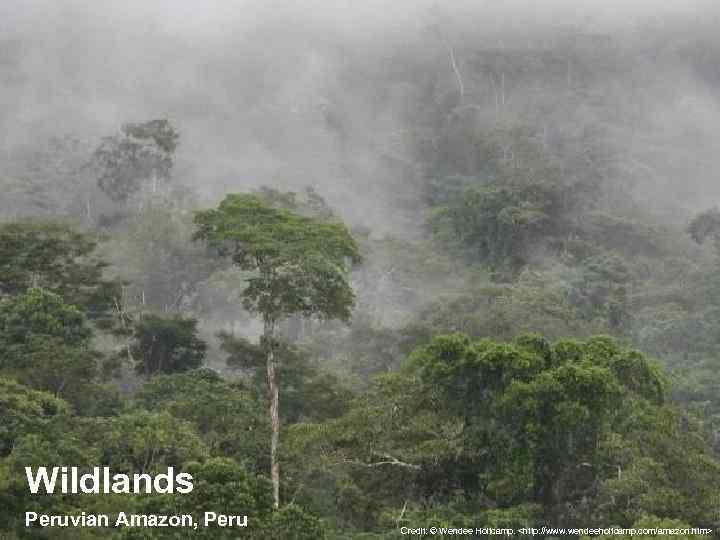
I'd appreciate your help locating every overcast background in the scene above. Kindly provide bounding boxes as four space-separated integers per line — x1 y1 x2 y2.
2 0 719 235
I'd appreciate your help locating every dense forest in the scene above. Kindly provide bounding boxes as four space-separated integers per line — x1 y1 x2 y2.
2 1 720 538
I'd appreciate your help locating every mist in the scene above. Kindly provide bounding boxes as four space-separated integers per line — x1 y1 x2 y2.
5 1 720 533
2 0 719 236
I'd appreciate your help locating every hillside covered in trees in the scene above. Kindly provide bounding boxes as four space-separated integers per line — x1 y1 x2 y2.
2 1 720 538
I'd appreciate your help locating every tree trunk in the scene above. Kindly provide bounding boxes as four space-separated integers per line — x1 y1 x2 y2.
264 317 281 509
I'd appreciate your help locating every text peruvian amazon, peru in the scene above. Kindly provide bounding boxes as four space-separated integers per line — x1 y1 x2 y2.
25 512 249 528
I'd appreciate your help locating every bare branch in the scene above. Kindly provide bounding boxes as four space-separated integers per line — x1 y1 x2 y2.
444 39 464 102
343 451 421 471
396 500 409 528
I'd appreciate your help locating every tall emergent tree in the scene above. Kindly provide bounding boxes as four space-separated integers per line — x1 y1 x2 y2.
193 192 361 507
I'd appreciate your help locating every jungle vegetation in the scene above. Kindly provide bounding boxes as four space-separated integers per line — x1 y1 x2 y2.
2 3 720 538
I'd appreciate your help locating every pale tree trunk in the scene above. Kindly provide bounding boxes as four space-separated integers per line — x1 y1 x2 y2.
264 317 281 509
443 39 464 104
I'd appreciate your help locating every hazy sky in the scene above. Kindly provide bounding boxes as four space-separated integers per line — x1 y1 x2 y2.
2 0 719 231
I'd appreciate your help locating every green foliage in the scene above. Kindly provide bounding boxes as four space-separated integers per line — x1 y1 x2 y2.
0 432 100 538
6 22 720 539
0 288 102 401
128 314 207 376
193 192 361 323
407 334 627 514
339 317 411 378
0 377 69 457
409 270 587 345
0 222 118 325
0 287 90 345
289 333 715 531
255 186 337 221
136 370 268 470
428 126 598 271
583 515 709 540
123 458 323 539
431 184 545 268
220 333 352 423
593 403 720 527
582 212 669 259
73 411 208 473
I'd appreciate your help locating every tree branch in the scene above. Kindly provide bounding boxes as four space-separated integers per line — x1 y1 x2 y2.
344 451 421 471
444 39 464 102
